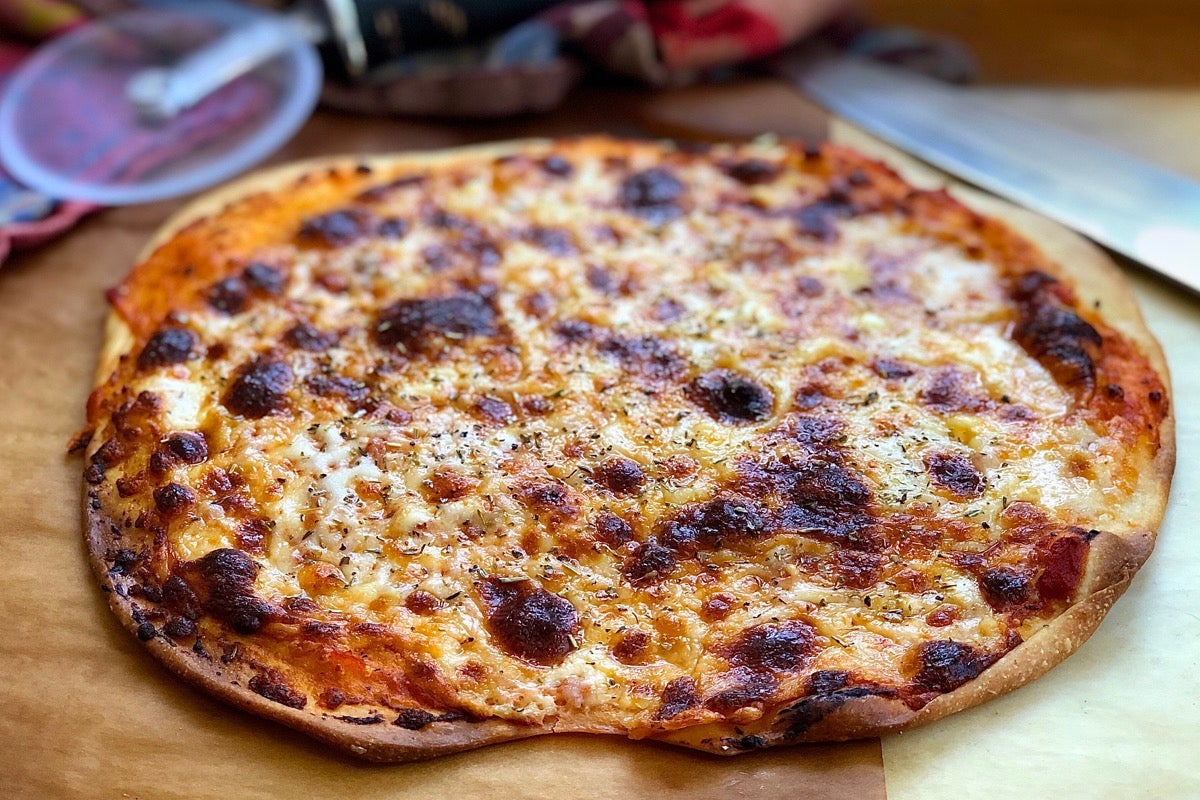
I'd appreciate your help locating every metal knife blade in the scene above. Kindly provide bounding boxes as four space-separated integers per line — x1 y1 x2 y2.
775 53 1200 294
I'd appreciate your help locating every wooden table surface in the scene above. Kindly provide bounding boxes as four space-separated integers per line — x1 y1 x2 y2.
866 0 1200 85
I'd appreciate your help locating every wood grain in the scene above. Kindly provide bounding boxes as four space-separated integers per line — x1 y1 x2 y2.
866 0 1200 85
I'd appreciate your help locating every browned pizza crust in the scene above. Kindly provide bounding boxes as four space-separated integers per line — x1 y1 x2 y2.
652 528 1154 752
85 501 542 761
84 137 1174 760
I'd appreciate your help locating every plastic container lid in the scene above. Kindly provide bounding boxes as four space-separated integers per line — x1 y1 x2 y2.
0 3 321 205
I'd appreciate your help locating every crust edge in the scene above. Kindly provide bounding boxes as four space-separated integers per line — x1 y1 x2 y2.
653 553 1143 754
84 481 556 762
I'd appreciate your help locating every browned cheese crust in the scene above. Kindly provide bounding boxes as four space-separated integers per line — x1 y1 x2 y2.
82 137 1173 761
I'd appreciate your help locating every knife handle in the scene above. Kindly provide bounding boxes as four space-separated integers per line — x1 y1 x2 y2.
316 0 562 79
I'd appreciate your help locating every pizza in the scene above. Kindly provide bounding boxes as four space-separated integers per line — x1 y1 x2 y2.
81 136 1173 761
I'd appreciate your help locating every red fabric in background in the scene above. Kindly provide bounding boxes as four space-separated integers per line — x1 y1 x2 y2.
648 1 783 68
0 38 95 266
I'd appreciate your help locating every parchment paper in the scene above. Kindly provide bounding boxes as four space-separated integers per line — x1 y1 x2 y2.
0 97 886 800
869 93 1200 800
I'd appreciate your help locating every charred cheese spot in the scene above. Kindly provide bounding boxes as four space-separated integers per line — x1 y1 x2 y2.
925 451 985 498
704 668 778 714
162 431 208 465
612 628 652 664
116 474 143 498
526 226 575 256
85 437 124 484
137 327 197 371
807 669 850 695
597 333 687 382
831 550 884 589
305 374 370 408
538 155 573 177
793 195 856 241
700 592 736 622
478 579 579 664
684 370 774 425
652 297 685 322
299 207 377 247
405 589 445 615
249 670 307 709
223 358 293 418
979 567 1032 609
654 676 699 720
586 264 620 294
660 496 769 554
185 548 272 634
738 457 878 550
153 482 194 516
919 367 991 414
623 538 677 585
796 276 824 297
514 478 579 522
160 574 199 618
473 395 515 425
207 276 248 315
722 621 817 672
374 291 499 353
377 217 408 239
618 168 685 223
163 617 197 639
318 688 347 710
872 358 914 379
235 518 271 554
594 457 645 495
243 262 285 295
594 511 635 546
282 322 338 351
553 318 593 343
909 640 999 694
925 605 958 627
724 158 781 185
1013 271 1102 391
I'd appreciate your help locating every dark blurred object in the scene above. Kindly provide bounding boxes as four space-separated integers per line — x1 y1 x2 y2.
319 0 858 117
314 0 564 79
315 0 976 119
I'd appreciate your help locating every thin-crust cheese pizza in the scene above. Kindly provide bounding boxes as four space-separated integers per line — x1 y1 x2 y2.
81 137 1173 761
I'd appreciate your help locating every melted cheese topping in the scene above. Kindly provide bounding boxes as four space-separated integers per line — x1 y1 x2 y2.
88 138 1167 744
